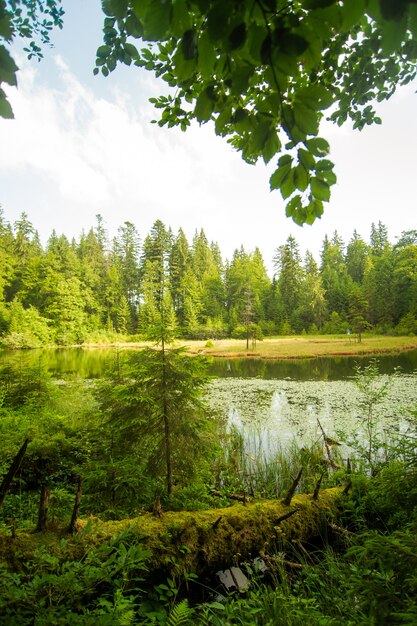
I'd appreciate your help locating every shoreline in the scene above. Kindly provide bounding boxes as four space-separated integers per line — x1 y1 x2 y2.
8 335 414 361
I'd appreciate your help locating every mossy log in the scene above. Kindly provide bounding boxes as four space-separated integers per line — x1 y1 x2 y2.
91 487 343 576
0 488 343 578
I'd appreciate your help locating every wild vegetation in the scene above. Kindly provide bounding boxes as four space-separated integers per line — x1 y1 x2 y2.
0 209 416 349
1 2 417 623
1 346 417 624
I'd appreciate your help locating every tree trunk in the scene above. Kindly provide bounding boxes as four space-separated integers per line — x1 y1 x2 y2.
68 477 83 534
164 413 172 496
0 439 29 508
161 335 173 496
36 485 50 532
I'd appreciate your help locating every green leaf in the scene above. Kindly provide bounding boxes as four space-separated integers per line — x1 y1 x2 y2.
285 194 302 217
379 0 407 22
229 23 247 50
215 105 232 135
403 40 417 61
306 137 330 156
182 29 198 60
315 159 333 171
380 15 407 55
124 43 139 60
262 129 281 164
172 0 192 37
318 169 337 185
298 148 315 170
173 46 197 80
194 89 215 122
0 45 18 86
207 3 231 41
246 24 267 64
269 162 292 190
230 63 254 94
341 0 367 29
97 45 111 58
278 154 293 167
293 103 319 136
0 92 14 119
143 0 172 41
125 14 143 37
295 85 334 111
249 120 271 155
311 177 330 201
308 198 324 219
0 14 13 40
409 5 417 41
232 108 251 133
294 164 309 191
281 169 296 199
197 30 217 79
279 33 309 56
105 0 128 20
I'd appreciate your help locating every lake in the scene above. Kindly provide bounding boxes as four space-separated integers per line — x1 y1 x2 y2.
1 346 417 380
1 347 417 452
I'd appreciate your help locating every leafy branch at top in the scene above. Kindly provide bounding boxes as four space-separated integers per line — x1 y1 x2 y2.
95 0 417 225
0 0 64 118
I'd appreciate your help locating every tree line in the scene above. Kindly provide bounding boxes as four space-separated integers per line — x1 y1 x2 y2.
0 208 416 347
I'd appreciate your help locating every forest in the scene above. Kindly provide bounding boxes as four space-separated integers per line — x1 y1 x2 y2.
0 208 416 349
2 0 417 623
1 209 417 624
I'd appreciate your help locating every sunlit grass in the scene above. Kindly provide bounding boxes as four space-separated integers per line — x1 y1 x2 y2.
180 335 417 359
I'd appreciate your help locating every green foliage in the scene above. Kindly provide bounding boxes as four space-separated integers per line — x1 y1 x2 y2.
97 346 213 497
0 355 51 408
96 1 417 224
394 312 417 335
0 1 64 119
0 208 416 343
348 359 392 472
0 300 52 348
322 311 348 334
0 532 151 624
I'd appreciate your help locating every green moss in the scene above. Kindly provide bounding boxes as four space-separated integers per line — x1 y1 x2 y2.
0 488 343 579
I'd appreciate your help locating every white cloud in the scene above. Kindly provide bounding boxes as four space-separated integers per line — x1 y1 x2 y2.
0 53 416 272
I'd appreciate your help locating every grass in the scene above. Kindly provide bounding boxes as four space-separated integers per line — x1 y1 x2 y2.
180 335 417 359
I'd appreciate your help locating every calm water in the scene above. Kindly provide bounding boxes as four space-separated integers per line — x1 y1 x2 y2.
1 347 417 450
1 347 416 381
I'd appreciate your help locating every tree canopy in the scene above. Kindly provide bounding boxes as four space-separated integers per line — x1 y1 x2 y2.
94 0 417 224
1 1 416 224
0 1 63 117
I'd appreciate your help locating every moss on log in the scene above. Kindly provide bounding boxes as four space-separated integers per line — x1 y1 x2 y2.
0 488 343 578
90 487 342 575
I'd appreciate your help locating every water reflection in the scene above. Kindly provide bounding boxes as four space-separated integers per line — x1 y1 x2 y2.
0 348 416 381
209 351 417 380
2 347 416 454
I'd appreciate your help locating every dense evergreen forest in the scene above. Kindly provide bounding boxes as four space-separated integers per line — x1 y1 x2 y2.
0 208 416 348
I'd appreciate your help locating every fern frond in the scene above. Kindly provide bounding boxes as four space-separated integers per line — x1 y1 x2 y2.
166 599 194 626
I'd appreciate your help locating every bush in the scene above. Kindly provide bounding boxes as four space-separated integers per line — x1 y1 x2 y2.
394 313 417 336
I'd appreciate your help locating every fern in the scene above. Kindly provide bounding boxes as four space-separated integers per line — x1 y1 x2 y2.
166 599 194 626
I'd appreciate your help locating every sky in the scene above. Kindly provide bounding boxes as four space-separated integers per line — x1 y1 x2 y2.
0 1 416 274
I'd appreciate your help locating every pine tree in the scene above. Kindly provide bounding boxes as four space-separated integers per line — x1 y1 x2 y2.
346 231 370 285
273 236 303 331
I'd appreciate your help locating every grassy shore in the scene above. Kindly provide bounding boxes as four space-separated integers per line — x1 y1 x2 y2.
179 334 417 359
82 334 417 359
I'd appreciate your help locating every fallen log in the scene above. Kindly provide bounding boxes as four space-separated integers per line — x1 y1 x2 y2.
90 487 343 577
0 488 344 580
